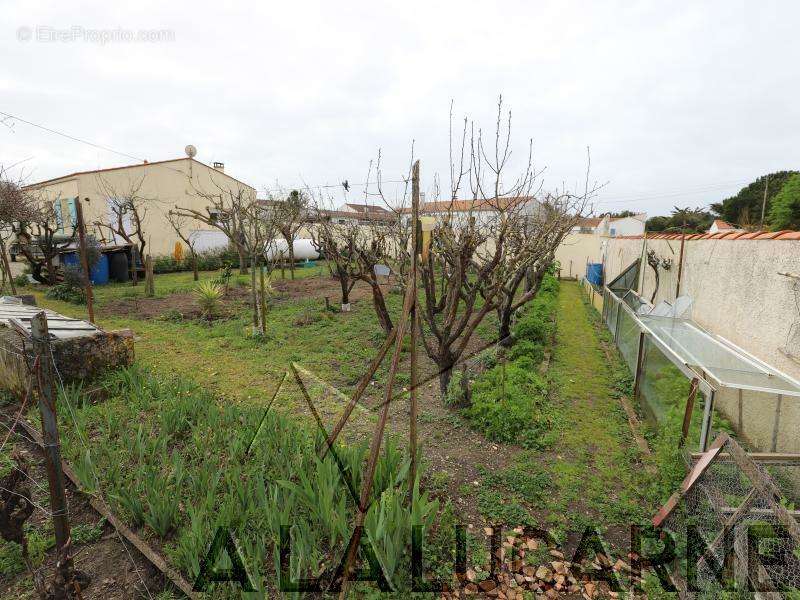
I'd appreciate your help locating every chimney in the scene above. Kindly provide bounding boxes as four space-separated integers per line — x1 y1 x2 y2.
213 161 225 173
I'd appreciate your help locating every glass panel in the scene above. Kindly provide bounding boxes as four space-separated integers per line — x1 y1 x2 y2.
639 315 800 397
616 307 641 373
637 338 714 451
607 295 619 336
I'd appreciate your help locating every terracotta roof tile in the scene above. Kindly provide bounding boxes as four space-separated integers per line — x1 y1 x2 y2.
754 231 787 239
777 231 800 240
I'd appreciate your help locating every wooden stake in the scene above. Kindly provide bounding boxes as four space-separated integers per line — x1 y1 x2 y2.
338 161 421 599
409 160 420 497
131 247 139 286
30 313 73 566
675 230 686 298
74 199 95 323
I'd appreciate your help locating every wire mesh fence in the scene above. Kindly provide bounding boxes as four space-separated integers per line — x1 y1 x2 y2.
656 435 800 597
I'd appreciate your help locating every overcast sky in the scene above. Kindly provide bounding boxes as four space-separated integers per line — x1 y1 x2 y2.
2 0 798 216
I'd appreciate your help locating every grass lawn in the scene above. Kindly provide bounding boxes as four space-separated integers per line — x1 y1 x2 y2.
471 281 658 542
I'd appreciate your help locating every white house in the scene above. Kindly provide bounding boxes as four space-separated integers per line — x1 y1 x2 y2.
571 213 647 237
708 219 742 234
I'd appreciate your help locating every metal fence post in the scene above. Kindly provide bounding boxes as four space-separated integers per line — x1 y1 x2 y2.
699 389 716 452
30 312 73 563
632 330 647 401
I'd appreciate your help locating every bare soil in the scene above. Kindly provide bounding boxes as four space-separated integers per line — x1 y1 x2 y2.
98 286 252 321
0 420 169 599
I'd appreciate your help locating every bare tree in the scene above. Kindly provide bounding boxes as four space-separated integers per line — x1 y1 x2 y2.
270 189 308 279
409 98 594 396
166 210 200 281
13 191 76 285
0 169 39 293
93 174 151 259
173 176 256 275
495 197 582 344
309 210 359 309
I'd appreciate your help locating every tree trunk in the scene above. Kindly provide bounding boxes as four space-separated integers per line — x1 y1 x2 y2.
438 368 452 400
192 252 199 281
288 242 295 280
45 256 56 285
0 237 16 295
250 254 258 327
238 245 249 275
370 281 393 334
338 269 350 305
498 305 513 347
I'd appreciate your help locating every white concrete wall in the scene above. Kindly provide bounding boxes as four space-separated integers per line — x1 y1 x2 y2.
555 233 606 279
605 236 800 381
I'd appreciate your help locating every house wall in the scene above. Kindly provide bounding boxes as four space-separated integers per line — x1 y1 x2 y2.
554 233 606 278
604 236 800 382
608 215 646 237
25 159 256 257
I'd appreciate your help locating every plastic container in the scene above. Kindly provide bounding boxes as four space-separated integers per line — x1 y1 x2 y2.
61 251 110 285
586 262 603 287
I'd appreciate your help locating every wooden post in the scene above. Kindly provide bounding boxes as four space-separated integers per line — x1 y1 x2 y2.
338 162 421 599
30 312 73 565
259 264 268 335
675 231 686 298
74 199 95 323
131 247 139 286
409 160 420 497
144 255 155 297
679 378 700 447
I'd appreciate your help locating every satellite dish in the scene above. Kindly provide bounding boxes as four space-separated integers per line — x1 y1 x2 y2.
185 144 197 158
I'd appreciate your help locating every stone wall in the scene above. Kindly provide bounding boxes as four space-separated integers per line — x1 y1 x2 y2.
0 327 134 397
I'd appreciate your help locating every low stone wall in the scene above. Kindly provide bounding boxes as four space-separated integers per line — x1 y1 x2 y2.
0 325 135 397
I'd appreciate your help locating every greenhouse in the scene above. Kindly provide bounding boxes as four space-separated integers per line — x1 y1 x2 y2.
599 262 800 453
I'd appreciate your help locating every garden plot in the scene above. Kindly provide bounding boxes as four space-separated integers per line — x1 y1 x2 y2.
0 270 667 597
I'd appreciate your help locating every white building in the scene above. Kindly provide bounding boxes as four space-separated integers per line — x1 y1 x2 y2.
571 213 647 237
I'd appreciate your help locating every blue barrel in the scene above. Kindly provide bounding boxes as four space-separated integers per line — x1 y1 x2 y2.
62 252 110 285
586 262 603 287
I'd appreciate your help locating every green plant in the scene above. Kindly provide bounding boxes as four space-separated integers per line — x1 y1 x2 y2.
463 362 553 449
45 280 86 304
195 281 223 318
72 519 106 545
768 172 800 231
12 273 28 288
212 263 234 291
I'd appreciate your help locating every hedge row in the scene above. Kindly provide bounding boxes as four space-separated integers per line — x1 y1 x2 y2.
153 248 241 274
460 273 560 449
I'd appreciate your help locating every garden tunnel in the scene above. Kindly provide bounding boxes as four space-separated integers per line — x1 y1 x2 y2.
598 261 800 454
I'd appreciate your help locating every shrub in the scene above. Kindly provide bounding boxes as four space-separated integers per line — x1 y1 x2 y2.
153 247 240 274
46 282 86 304
12 274 28 288
195 281 223 318
463 363 553 449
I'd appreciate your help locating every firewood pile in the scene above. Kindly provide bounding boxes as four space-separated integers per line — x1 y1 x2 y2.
441 527 639 599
